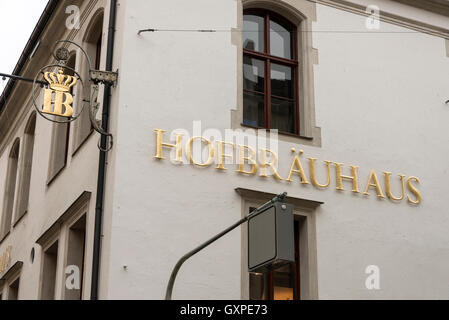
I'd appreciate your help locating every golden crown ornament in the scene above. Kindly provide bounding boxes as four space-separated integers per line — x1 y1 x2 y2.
44 67 77 92
32 39 116 152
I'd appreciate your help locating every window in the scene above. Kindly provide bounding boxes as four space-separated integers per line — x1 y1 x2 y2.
37 191 90 300
0 261 22 299
15 113 36 222
73 11 104 152
94 31 102 70
40 240 59 300
47 55 75 183
47 113 70 184
249 209 300 300
1 139 20 239
238 188 320 300
64 215 86 300
8 277 19 300
243 10 298 135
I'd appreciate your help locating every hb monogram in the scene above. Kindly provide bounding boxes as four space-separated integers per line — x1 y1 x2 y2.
42 67 77 117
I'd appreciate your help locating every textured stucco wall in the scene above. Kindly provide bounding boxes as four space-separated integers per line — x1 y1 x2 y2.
0 0 107 299
1 0 448 301
104 0 449 299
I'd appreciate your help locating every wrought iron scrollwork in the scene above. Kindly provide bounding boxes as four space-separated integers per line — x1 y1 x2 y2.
32 39 117 152
89 85 113 152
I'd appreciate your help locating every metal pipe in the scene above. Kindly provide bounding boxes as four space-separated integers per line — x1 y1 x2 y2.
165 192 287 300
0 73 47 86
90 0 117 300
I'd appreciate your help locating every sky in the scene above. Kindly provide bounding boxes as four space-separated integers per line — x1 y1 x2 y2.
0 0 48 95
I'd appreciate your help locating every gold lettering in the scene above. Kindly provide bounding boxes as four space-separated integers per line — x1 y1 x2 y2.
56 91 73 116
286 151 309 184
406 176 422 204
42 88 53 114
0 246 12 273
216 141 235 170
259 149 283 180
185 136 215 167
6 245 11 266
236 145 258 175
151 132 421 206
153 129 183 161
334 163 360 193
42 89 74 117
309 158 331 188
363 170 385 198
384 172 405 201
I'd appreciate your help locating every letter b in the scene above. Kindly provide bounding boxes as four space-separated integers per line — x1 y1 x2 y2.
42 89 74 117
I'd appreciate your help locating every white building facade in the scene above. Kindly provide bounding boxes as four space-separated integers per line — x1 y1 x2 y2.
0 0 449 300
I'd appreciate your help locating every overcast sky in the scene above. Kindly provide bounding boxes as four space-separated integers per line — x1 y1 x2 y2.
0 0 48 94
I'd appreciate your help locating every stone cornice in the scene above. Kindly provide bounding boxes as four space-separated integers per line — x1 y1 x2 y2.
392 0 449 17
315 0 449 39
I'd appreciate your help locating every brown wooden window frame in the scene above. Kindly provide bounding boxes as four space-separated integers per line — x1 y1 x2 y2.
243 9 299 135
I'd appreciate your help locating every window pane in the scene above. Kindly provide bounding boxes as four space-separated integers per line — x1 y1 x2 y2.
1 141 19 238
271 63 293 99
243 57 264 93
65 216 86 300
270 19 292 59
271 97 294 133
41 241 58 300
273 264 295 300
243 14 264 53
48 121 69 181
8 278 20 300
243 91 265 127
249 273 267 300
15 118 35 221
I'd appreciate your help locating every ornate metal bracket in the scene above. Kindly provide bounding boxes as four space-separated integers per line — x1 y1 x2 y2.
89 85 113 152
90 70 118 86
32 40 117 152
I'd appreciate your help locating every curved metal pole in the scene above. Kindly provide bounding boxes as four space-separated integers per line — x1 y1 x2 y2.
165 192 287 300
0 72 46 86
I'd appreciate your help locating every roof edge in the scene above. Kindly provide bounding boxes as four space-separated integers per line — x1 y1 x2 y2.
392 0 449 17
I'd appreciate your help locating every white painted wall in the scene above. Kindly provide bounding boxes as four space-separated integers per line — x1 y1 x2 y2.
312 3 449 299
1 0 449 300
0 0 107 299
103 0 449 299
